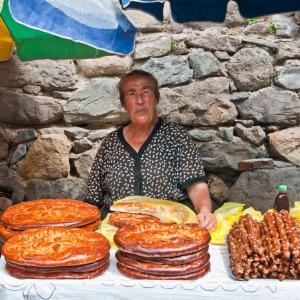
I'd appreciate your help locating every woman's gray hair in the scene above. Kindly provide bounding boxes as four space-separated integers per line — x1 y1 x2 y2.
118 70 160 105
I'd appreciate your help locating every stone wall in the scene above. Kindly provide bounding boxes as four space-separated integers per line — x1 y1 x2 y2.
0 3 300 212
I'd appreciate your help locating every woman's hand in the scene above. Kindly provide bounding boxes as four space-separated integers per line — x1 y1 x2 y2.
197 207 217 233
187 181 216 232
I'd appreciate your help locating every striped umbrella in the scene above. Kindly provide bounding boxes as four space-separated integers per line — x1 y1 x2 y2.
0 0 137 61
120 0 300 23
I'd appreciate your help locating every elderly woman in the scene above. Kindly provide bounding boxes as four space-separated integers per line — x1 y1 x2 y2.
85 70 216 232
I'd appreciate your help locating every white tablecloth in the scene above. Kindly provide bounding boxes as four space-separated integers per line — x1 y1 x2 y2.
0 245 299 300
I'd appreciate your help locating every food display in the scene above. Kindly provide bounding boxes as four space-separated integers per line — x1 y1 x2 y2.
0 199 101 242
109 212 161 228
98 196 199 248
2 227 110 279
228 210 300 280
110 195 199 224
114 222 210 280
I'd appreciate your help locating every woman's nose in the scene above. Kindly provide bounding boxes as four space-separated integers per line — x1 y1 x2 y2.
135 92 144 104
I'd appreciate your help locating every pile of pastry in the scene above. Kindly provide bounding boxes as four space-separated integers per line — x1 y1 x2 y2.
113 218 210 280
228 210 300 280
0 199 110 279
0 199 101 242
2 227 110 279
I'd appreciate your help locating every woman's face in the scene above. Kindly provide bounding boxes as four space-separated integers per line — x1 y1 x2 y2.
122 75 158 127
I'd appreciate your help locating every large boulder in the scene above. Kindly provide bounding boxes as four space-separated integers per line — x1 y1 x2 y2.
63 78 128 126
198 138 268 174
275 67 300 90
134 33 171 60
185 27 242 53
277 40 300 61
227 47 274 91
0 89 63 125
229 166 300 212
17 134 72 180
188 52 221 79
77 56 132 77
141 56 193 87
236 87 300 126
158 77 237 126
0 56 76 90
268 127 300 166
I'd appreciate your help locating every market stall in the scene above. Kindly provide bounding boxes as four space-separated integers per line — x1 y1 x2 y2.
1 245 296 300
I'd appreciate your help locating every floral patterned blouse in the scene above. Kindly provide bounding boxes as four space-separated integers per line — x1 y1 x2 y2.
85 119 206 217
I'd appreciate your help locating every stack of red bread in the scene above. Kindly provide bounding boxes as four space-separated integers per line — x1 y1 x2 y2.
0 199 101 242
114 221 211 280
2 227 110 279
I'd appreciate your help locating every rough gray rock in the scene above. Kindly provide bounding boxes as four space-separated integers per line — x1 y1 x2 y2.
125 9 165 33
236 87 300 126
275 67 300 90
229 166 300 211
198 139 268 173
268 127 300 166
188 52 221 79
87 128 116 142
25 178 86 200
214 51 231 60
0 127 9 160
241 37 278 51
64 127 89 140
72 138 93 154
0 163 25 203
234 124 266 146
76 56 133 77
158 77 237 126
227 47 274 91
13 129 38 145
217 127 234 142
73 149 97 180
272 18 299 38
235 119 254 127
0 89 63 125
230 92 249 102
242 22 271 35
63 78 128 126
9 144 27 165
185 28 242 53
142 56 193 87
223 0 246 27
134 34 171 60
23 84 41 95
188 129 217 142
277 41 300 61
0 57 76 90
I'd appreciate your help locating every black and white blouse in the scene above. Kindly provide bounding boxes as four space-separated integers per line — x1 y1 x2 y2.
85 119 206 216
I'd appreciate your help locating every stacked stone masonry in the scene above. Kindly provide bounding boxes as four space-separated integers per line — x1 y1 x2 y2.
0 3 300 213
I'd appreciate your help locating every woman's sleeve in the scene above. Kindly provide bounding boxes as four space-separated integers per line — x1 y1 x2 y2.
176 129 206 191
84 145 105 207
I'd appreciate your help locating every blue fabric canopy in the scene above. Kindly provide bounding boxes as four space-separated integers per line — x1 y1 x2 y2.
120 0 300 23
7 0 137 58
